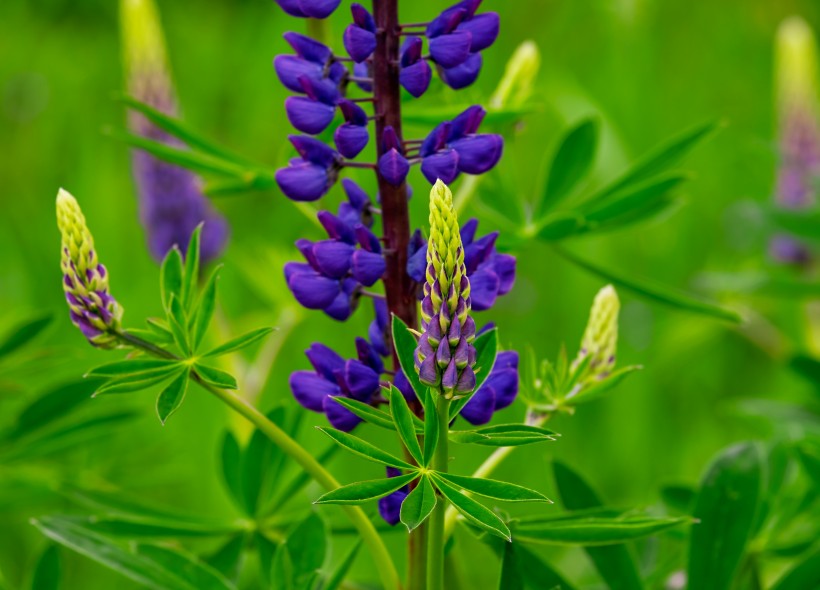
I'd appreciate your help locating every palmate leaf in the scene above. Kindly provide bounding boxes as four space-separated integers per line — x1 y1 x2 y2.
400 474 437 532
239 408 289 516
156 369 191 425
0 313 51 360
435 472 550 503
389 384 423 464
316 427 415 469
432 475 511 541
92 369 180 397
314 472 418 505
554 246 742 323
552 461 643 590
512 513 689 546
392 314 428 405
423 393 440 465
67 515 239 539
687 442 764 590
205 534 246 583
203 328 275 358
564 365 642 406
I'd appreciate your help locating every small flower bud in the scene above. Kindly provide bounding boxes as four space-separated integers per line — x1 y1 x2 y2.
56 189 123 348
415 180 476 398
489 40 540 110
573 284 619 381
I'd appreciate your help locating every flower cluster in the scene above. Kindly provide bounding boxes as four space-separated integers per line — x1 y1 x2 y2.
57 189 123 349
121 0 228 263
772 16 820 265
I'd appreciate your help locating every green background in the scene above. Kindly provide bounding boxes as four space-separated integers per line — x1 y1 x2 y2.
2 0 819 587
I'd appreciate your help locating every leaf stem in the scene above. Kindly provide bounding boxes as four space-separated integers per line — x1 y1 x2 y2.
112 330 401 590
426 393 450 590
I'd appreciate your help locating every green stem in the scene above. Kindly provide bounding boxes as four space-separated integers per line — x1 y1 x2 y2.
426 393 450 590
408 522 428 590
442 411 551 539
114 330 401 590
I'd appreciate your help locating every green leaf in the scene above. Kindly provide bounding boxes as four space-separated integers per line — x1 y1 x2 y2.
74 516 238 538
0 313 51 359
203 327 274 358
423 394 440 466
537 118 598 217
389 384 423 464
499 543 577 590
156 369 191 425
167 294 191 355
432 474 511 540
204 534 245 583
687 442 764 590
7 378 102 441
329 397 397 430
194 364 238 390
554 246 742 323
182 225 202 310
191 266 221 350
553 461 643 590
161 247 184 309
322 541 361 590
30 544 60 590
240 408 288 516
513 513 689 545
590 120 719 204
314 472 418 505
86 358 180 378
220 431 244 512
134 544 236 590
392 314 428 405
578 173 688 228
533 212 586 241
564 365 642 406
498 542 525 590
767 207 820 243
92 370 180 396
435 473 550 503
771 548 820 590
449 424 559 447
660 485 696 514
316 427 415 469
797 439 820 488
400 474 437 531
281 512 326 586
450 329 498 419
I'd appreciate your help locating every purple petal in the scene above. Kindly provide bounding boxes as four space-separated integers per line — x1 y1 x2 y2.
418 355 440 386
274 55 323 93
400 60 432 98
351 3 376 30
421 149 460 184
344 24 377 62
323 395 362 431
323 287 356 321
394 370 418 403
457 12 499 52
451 134 503 175
486 367 518 411
353 62 373 92
283 31 331 63
378 149 410 186
407 243 428 283
460 218 479 245
460 386 496 425
335 123 370 159
318 211 356 244
492 253 516 295
450 105 486 139
306 343 345 381
356 336 384 375
342 178 371 212
344 359 380 400
456 366 476 394
290 371 339 412
429 31 473 68
312 240 355 278
290 135 339 167
275 162 331 202
469 268 501 311
287 270 341 309
351 250 386 287
285 96 337 135
297 0 341 19
378 488 408 526
274 0 307 18
439 52 483 90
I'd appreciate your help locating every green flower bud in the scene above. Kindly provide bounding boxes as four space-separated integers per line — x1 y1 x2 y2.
777 16 819 121
490 40 541 110
573 284 619 381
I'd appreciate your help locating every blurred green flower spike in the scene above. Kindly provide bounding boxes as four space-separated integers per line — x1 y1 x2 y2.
522 284 640 413
490 40 541 110
56 188 123 349
777 16 819 120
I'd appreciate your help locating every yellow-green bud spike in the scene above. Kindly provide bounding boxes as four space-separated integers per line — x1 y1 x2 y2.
776 16 820 123
490 40 541 110
57 189 123 349
573 284 619 379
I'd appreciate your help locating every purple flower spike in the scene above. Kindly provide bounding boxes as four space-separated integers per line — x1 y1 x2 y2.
399 37 432 98
378 126 410 186
334 100 370 158
439 52 483 90
276 135 341 201
344 3 377 62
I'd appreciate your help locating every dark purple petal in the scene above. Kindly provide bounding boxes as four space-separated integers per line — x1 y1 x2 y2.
306 342 346 381
284 261 313 282
290 371 339 412
290 135 339 167
378 149 410 186
407 243 428 283
351 250 386 286
344 24 377 62
400 36 424 66
312 240 354 278
460 218 478 245
457 12 499 52
450 105 486 139
274 55 323 93
297 0 341 19
351 3 376 30
335 123 370 159
421 149 460 184
441 359 459 392
285 96 337 135
460 386 496 425
427 6 468 37
318 211 356 243
439 52 483 90
275 162 331 201
323 395 362 431
451 134 503 175
418 355 439 386
492 253 516 295
770 235 811 264
283 31 332 63
400 60 432 98
394 370 418 403
274 0 308 18
469 268 501 311
342 178 371 212
456 366 477 394
287 270 341 309
343 359 380 400
356 336 384 374
355 225 381 252
353 62 373 92
487 367 518 410
429 31 473 68
378 488 408 526
323 284 357 321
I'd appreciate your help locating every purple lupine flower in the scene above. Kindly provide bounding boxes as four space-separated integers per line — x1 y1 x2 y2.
438 52 483 90
335 100 370 158
285 75 340 134
426 8 473 69
378 126 411 186
399 37 433 98
276 135 342 201
274 33 345 93
461 351 519 424
273 0 341 19
419 106 503 183
408 218 515 311
344 3 377 63
121 0 228 263
378 467 410 525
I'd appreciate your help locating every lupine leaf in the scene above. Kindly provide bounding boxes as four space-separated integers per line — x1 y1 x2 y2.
513 514 689 545
660 485 696 514
167 295 191 355
194 364 238 390
0 313 51 359
315 427 415 469
767 207 820 243
322 541 361 590
192 266 221 350
400 474 437 531
588 120 719 204
423 395 440 466
553 461 643 590
578 173 688 228
314 472 418 505
182 225 202 311
498 542 525 590
329 396 396 430
389 384 423 464
554 246 742 323
146 318 175 343
499 543 576 590
271 545 295 590
534 213 585 241
771 548 820 590
134 544 235 590
30 544 60 590
450 328 498 419
7 378 103 441
203 327 274 358
392 315 428 405
240 408 287 516
204 534 246 583
563 365 642 406
449 424 558 447
220 431 244 512
73 515 238 538
161 247 184 309
432 475 511 540
86 359 180 378
797 439 820 488
536 118 598 217
280 512 326 586
435 473 550 503
92 369 181 396
687 442 764 590
156 369 191 425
